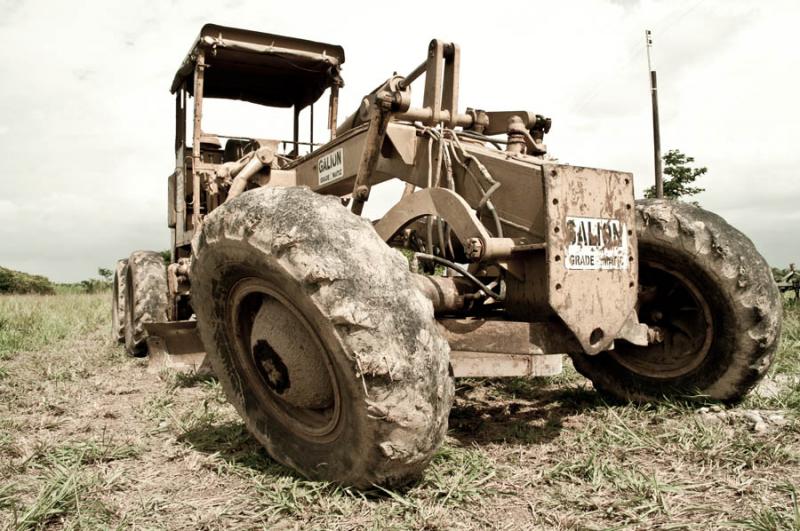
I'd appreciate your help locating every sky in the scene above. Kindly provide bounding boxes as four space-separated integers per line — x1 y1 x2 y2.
0 0 797 282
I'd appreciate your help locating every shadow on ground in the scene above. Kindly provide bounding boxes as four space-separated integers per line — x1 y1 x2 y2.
178 377 608 478
449 378 606 446
178 420 284 475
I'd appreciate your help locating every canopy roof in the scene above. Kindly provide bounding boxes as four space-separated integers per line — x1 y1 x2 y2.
171 24 345 109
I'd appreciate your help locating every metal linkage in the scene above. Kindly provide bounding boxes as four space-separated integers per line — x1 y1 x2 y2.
413 252 505 302
420 127 504 239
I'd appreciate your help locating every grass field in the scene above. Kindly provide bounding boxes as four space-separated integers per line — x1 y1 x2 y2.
0 292 798 530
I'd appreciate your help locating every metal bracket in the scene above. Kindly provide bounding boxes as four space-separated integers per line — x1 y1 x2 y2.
374 188 515 261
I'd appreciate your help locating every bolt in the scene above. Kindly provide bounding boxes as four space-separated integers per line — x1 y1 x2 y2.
647 326 664 344
355 185 370 200
465 238 484 260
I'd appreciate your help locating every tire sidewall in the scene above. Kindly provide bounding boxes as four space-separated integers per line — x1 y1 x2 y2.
193 239 409 484
112 269 121 341
124 265 137 353
601 238 737 395
571 199 779 402
111 259 127 343
124 252 168 356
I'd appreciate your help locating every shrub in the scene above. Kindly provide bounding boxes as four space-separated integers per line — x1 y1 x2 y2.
0 267 55 295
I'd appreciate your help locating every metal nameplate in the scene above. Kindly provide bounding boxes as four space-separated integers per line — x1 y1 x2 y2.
565 216 629 270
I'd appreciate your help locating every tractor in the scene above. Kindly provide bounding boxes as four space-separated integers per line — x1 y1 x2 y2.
111 24 782 487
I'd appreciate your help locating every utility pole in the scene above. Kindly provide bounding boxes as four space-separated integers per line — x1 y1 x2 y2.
646 29 663 198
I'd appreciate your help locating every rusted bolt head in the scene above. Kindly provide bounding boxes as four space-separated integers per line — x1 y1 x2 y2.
355 185 370 200
647 326 664 344
465 238 484 260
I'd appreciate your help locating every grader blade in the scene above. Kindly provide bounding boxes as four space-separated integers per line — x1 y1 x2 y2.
144 321 211 375
141 317 574 378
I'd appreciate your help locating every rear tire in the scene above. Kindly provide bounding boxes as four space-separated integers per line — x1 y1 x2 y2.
124 251 168 356
570 199 781 403
111 259 128 343
191 187 453 487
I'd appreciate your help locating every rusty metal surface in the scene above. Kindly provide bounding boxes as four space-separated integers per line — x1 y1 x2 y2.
411 275 469 314
438 318 581 355
440 317 569 378
543 164 638 354
350 105 392 215
171 24 345 109
374 188 492 249
142 316 566 379
191 50 205 230
450 351 562 378
145 321 212 375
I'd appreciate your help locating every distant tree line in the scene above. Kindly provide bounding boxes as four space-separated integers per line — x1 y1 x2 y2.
0 266 116 295
80 268 113 293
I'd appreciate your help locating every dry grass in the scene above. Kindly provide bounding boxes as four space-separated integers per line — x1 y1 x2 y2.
0 292 798 530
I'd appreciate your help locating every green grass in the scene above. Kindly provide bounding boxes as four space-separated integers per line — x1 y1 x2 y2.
1 436 139 529
734 484 800 530
773 299 800 376
0 288 798 529
9 460 118 530
0 292 107 360
37 438 140 468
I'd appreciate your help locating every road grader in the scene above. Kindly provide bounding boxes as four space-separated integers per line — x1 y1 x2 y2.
111 24 782 487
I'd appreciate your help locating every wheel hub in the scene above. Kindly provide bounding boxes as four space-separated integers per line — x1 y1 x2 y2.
250 298 334 409
611 262 714 379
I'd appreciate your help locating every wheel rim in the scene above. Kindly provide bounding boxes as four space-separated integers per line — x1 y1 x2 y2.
611 261 714 379
227 277 341 440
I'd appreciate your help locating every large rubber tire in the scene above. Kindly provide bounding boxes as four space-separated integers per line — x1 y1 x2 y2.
570 199 782 403
124 251 169 356
111 259 128 343
190 187 453 488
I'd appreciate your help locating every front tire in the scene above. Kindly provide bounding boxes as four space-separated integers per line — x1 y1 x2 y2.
570 199 781 403
190 187 453 488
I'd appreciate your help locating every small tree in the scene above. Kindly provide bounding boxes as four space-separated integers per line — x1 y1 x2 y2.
81 267 114 293
98 267 113 281
645 149 707 201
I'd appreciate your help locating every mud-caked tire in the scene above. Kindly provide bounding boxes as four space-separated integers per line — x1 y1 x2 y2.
124 251 169 356
570 199 782 403
111 259 128 343
190 187 454 488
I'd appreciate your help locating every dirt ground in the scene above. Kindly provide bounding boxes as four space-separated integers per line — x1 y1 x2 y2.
1 293 799 530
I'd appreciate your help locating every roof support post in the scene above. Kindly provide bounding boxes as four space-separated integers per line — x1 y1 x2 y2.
328 84 339 141
175 89 185 152
191 50 206 228
293 105 300 156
